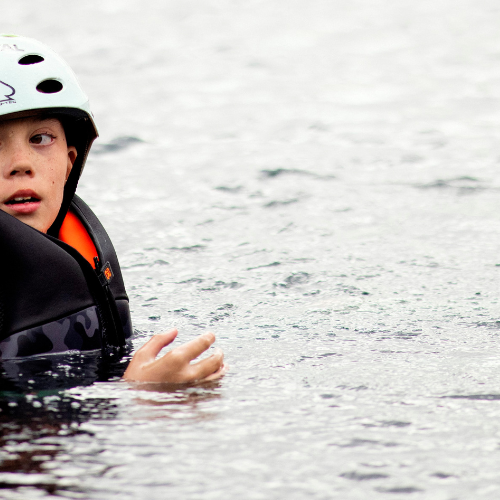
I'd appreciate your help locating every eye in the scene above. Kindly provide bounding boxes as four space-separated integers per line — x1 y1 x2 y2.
30 133 55 146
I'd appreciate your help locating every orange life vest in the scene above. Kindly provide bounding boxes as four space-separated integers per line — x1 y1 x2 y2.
59 209 98 269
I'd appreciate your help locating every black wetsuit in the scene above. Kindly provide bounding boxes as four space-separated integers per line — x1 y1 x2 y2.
0 194 132 359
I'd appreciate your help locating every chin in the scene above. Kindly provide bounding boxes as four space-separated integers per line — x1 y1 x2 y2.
14 215 47 233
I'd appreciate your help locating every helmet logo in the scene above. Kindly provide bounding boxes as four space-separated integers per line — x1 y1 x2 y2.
0 81 16 105
0 43 23 52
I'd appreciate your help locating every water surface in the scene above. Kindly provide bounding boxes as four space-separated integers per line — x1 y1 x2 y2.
3 1 500 498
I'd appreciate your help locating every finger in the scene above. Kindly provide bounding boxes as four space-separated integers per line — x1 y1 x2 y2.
176 332 216 362
202 363 229 382
135 329 178 362
190 348 224 381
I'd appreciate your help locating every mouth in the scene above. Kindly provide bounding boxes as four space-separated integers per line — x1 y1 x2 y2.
3 190 41 215
5 196 40 205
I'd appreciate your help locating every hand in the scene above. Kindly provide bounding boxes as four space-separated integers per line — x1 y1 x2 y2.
123 329 226 384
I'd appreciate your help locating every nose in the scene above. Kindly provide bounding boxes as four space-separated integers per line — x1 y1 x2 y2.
9 163 33 177
2 141 34 179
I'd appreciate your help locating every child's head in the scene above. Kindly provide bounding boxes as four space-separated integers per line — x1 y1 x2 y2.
0 35 98 234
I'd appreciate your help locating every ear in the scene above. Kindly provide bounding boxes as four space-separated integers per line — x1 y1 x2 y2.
66 146 77 181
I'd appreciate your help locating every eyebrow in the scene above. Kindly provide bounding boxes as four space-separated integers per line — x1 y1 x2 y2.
33 116 60 124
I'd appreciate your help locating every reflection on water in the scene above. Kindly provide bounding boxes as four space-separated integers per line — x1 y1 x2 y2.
0 353 222 497
0 353 120 496
1 352 123 393
0 401 102 496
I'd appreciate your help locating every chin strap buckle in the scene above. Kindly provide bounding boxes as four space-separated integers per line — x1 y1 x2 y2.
94 257 114 286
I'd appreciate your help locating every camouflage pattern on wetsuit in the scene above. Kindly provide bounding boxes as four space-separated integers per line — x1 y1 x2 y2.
0 306 101 359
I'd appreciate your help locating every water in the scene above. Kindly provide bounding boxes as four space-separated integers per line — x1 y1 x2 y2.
3 0 500 498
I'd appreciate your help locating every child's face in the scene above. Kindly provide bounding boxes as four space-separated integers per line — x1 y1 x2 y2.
0 116 77 233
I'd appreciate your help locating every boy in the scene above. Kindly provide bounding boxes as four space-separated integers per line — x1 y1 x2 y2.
0 35 225 383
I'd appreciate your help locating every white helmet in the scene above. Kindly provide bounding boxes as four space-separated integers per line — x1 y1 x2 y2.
0 34 99 235
0 34 98 136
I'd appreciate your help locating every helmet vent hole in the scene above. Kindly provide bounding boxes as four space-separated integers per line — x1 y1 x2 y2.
36 79 63 94
18 54 45 65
